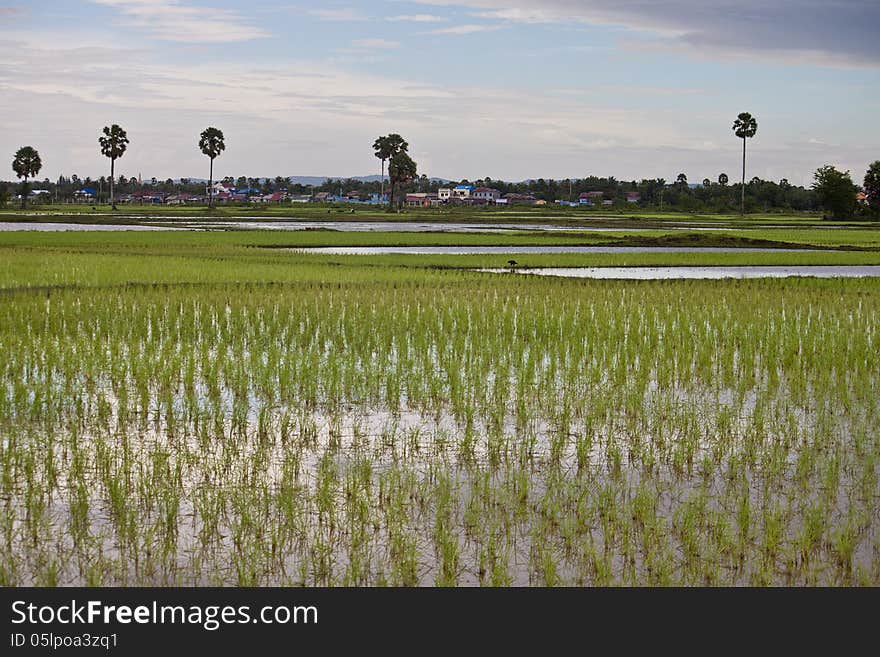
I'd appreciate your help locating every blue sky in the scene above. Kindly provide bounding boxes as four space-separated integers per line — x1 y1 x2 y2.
1 0 878 186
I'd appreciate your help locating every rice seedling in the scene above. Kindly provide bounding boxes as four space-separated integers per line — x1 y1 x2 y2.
0 230 877 585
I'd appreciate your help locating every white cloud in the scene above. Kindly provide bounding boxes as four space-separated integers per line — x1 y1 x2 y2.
92 0 268 43
427 23 502 35
471 8 561 24
385 14 447 23
307 7 366 22
350 38 400 49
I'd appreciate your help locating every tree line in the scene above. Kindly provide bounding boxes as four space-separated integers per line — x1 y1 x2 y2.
4 113 879 218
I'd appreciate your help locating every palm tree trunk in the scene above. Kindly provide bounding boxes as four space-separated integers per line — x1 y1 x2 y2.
388 180 394 211
110 158 116 210
21 176 27 210
741 137 746 216
209 157 214 209
380 159 385 201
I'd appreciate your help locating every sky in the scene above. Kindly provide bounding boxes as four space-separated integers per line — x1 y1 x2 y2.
1 0 878 186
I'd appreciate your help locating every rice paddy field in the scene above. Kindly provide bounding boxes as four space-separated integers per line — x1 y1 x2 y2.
1 226 879 586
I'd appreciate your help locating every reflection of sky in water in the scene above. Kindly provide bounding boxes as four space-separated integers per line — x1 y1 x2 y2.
295 246 821 255
480 266 880 279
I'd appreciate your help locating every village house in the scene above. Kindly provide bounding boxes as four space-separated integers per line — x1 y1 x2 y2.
257 191 288 203
165 193 202 205
472 187 501 202
451 184 473 199
73 188 96 203
503 192 537 205
129 190 167 204
626 191 641 203
579 191 604 206
405 193 442 207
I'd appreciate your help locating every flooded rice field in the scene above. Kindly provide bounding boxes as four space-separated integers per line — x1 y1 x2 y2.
1 280 877 586
294 246 821 255
0 219 708 233
481 266 880 279
0 219 766 233
0 222 190 232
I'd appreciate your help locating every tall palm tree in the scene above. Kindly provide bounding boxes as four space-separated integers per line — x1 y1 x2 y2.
732 112 758 215
718 173 729 186
99 124 129 210
12 146 42 209
199 127 225 208
388 150 417 211
373 133 408 202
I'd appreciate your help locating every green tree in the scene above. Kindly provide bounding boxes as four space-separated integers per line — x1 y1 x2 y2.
718 173 728 186
676 173 688 186
12 146 42 209
98 124 129 209
812 165 857 220
388 150 417 211
732 112 758 215
863 161 880 212
373 134 408 202
199 127 226 208
702 178 711 187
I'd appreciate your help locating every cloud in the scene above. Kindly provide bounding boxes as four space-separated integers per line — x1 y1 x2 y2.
0 21 874 184
0 35 708 180
385 14 447 23
413 0 880 67
350 38 400 50
307 8 366 22
92 0 268 42
427 24 502 35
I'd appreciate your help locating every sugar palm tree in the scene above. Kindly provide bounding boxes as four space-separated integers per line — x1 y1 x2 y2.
732 112 758 215
373 133 408 203
388 150 417 211
12 146 42 209
199 127 225 208
99 124 129 209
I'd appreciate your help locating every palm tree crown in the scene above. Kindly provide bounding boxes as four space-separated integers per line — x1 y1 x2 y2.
12 146 41 180
732 112 758 139
99 124 129 160
199 127 226 160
